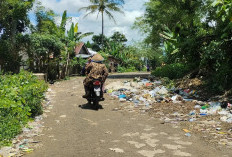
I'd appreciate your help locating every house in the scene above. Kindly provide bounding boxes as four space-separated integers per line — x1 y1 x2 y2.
75 42 92 58
73 42 98 75
108 55 120 73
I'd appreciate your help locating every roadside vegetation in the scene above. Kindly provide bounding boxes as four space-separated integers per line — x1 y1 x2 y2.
134 0 232 94
0 71 47 146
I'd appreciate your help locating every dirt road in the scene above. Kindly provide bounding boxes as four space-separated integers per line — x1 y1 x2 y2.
27 77 231 157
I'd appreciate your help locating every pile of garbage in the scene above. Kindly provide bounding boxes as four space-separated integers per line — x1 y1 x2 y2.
106 78 232 123
106 77 232 147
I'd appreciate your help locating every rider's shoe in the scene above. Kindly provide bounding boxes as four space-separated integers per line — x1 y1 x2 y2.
82 92 90 98
82 95 88 98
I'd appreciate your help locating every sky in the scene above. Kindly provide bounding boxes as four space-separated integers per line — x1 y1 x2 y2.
30 0 149 44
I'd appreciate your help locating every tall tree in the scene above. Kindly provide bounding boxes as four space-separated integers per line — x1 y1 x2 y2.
35 2 58 34
79 0 124 47
0 0 34 72
110 31 127 44
134 0 203 64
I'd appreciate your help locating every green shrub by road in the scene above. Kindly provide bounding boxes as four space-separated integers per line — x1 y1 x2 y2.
152 63 191 79
0 71 48 146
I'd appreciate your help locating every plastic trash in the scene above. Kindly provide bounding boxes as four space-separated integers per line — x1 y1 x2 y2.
171 95 178 103
200 109 207 113
183 99 193 102
226 117 232 123
189 110 196 116
199 113 207 116
111 91 120 97
194 105 201 109
158 87 168 95
189 118 196 122
118 94 126 99
216 128 221 131
184 89 191 93
183 129 191 133
133 99 139 104
141 79 149 83
185 133 191 137
145 83 153 87
228 103 232 109
139 97 146 102
124 82 131 87
107 89 113 93
149 90 156 97
207 105 221 115
209 102 221 107
145 103 150 107
118 88 127 92
154 87 161 93
201 104 209 110
218 110 229 115
119 98 126 102
189 90 196 95
220 116 228 122
153 80 162 84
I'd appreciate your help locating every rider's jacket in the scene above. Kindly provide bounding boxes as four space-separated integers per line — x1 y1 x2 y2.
83 62 108 86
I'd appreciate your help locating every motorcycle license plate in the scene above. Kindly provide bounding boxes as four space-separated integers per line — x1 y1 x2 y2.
94 87 101 96
94 87 101 92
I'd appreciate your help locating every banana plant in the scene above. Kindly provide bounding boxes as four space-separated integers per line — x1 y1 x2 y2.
64 22 93 76
67 22 94 43
160 26 179 55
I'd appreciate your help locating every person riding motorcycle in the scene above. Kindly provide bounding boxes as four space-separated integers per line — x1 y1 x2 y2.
82 54 108 98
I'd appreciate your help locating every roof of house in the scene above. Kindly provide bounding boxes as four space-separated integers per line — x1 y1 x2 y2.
87 48 97 56
75 42 91 58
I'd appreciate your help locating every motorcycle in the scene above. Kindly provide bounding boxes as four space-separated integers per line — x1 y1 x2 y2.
85 79 104 110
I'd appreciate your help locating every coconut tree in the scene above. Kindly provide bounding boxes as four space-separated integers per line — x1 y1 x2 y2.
79 0 124 47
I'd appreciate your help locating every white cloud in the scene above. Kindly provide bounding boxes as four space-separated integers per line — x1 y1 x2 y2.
35 0 149 44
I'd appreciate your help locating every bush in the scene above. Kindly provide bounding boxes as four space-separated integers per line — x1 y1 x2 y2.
117 66 137 73
206 63 232 93
0 71 48 146
152 63 191 79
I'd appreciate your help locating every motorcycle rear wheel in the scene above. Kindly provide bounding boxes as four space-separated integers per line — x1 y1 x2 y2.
93 100 99 110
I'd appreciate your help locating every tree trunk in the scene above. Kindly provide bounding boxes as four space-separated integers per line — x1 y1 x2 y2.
65 47 69 77
101 11 104 47
10 19 20 73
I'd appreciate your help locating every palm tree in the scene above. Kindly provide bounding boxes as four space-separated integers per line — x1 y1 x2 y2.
79 0 124 46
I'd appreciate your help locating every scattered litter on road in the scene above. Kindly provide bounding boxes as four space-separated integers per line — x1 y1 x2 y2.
105 131 112 134
60 115 67 118
183 129 191 133
185 133 191 137
109 148 124 153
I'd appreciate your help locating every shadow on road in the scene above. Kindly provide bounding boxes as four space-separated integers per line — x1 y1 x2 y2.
78 103 103 110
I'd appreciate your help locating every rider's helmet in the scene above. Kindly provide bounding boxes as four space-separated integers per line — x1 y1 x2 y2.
91 54 104 63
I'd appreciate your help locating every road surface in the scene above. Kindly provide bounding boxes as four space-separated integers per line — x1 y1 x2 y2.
27 77 231 157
